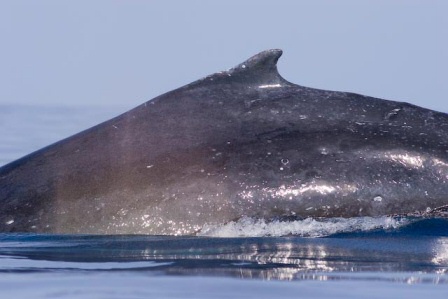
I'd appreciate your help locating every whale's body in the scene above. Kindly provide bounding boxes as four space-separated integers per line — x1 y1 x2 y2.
0 50 447 234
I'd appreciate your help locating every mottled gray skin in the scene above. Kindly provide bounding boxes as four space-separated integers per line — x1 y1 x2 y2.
1 50 447 235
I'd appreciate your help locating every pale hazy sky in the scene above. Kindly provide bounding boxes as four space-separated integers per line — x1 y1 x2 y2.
1 1 447 112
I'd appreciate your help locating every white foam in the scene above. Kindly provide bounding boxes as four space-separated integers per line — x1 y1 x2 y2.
199 216 409 238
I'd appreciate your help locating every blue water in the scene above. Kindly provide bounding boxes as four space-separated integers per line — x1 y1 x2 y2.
0 105 447 298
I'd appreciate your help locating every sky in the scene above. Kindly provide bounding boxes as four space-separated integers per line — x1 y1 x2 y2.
1 0 447 112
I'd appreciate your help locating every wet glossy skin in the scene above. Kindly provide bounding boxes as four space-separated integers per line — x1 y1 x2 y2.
0 49 447 234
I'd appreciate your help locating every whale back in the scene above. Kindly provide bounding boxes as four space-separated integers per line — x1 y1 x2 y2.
1 50 448 234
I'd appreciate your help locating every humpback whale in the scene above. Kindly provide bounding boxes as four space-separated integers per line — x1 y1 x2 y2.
0 49 447 235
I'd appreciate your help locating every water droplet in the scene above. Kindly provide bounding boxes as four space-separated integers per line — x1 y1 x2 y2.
320 148 328 155
281 158 289 165
5 219 14 225
241 64 246 69
373 196 383 202
119 209 128 216
384 108 402 120
279 167 284 171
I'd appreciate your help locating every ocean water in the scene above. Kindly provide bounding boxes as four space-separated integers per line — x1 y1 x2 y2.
0 105 447 298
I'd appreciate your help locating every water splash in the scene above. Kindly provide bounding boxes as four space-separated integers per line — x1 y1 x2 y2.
199 216 409 238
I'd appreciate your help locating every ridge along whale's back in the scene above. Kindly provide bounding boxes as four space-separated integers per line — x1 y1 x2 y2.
0 50 448 235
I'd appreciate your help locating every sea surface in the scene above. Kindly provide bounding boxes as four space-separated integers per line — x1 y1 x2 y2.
0 105 447 298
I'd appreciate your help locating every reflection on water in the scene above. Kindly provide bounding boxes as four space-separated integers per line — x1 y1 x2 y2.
432 237 448 265
0 221 447 283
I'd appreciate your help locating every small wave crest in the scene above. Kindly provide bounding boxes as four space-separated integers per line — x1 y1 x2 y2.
199 216 410 238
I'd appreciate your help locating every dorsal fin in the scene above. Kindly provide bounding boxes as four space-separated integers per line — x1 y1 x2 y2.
227 49 289 86
192 49 292 88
